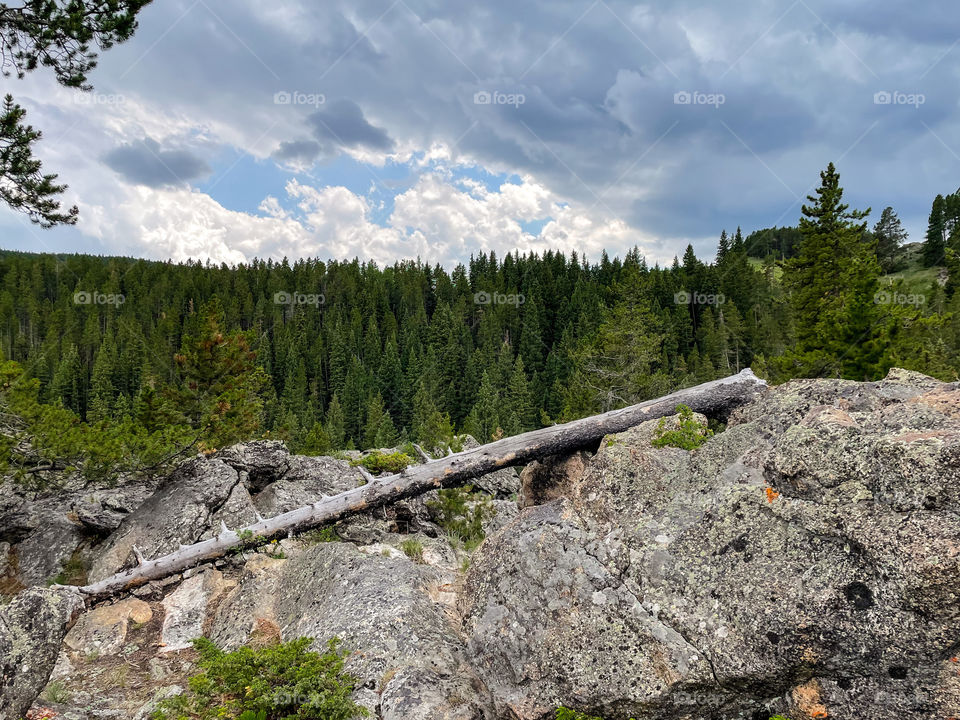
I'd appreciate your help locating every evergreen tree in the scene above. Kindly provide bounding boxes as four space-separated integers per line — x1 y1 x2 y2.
924 194 947 267
324 393 346 450
873 206 908 273
783 162 884 379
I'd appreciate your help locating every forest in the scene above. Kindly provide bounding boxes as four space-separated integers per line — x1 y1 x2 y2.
0 165 958 479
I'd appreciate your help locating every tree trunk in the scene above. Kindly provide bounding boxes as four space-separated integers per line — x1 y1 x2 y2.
77 369 766 598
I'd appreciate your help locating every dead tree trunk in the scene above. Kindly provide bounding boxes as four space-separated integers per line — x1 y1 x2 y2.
77 369 765 598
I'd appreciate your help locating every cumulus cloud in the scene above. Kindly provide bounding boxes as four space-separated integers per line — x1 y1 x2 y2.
3 0 959 264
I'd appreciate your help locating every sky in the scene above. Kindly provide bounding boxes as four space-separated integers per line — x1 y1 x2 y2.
2 0 959 268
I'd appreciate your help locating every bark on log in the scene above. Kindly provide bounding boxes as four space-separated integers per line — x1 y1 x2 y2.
77 369 765 598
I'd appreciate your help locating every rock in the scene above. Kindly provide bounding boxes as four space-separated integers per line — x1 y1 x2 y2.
215 440 291 492
209 542 494 717
160 569 231 652
13 517 85 587
71 486 153 534
481 500 519 538
518 451 590 507
251 454 360 516
132 685 183 720
64 598 153 656
462 372 960 719
472 467 521 499
0 587 84 719
88 457 246 582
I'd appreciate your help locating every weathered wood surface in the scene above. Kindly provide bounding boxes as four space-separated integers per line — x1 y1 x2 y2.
77 369 766 598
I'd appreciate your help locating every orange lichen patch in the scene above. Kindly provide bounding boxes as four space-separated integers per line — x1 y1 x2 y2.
765 487 780 503
791 678 830 719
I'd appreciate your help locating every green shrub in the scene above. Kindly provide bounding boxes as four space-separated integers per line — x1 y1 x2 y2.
426 485 493 550
152 636 368 720
651 404 713 450
399 538 424 563
555 708 638 720
300 526 339 544
351 451 412 475
556 709 602 720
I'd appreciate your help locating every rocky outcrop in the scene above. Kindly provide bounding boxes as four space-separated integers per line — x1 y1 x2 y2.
462 369 960 719
7 370 960 719
0 587 83 719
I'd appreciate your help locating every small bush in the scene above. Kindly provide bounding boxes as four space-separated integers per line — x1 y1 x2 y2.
300 526 339 544
556 709 637 720
426 485 493 551
351 451 412 475
42 679 72 704
651 404 713 450
399 538 424 563
152 636 368 720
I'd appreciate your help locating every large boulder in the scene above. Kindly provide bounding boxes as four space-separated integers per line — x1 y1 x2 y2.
209 542 494 719
462 369 960 720
0 587 84 719
88 456 255 583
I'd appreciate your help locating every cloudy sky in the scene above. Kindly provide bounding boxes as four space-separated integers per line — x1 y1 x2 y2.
2 0 959 267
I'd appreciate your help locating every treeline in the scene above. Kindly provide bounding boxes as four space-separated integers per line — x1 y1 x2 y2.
0 164 957 477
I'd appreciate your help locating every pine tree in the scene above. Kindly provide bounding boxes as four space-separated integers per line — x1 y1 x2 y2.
716 230 730 265
324 394 346 450
873 206 907 273
924 195 947 267
783 162 884 379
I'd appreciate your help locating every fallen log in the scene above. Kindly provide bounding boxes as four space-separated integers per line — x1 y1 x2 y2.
76 369 766 598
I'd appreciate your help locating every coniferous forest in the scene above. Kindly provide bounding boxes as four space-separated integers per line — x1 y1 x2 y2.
1 165 958 479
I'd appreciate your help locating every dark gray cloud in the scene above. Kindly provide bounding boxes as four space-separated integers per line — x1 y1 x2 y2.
103 137 210 188
271 139 324 165
306 99 394 151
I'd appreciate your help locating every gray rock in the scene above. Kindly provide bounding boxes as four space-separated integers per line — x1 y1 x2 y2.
13 516 84 587
215 440 291 492
251 454 360 517
462 372 960 719
0 586 84 719
71 485 153 534
160 569 231 651
210 542 494 718
88 456 245 583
